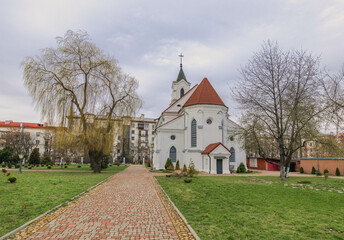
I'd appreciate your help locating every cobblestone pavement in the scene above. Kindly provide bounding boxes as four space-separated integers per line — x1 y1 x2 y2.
13 165 196 239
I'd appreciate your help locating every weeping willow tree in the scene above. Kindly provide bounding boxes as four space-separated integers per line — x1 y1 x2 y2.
22 30 142 173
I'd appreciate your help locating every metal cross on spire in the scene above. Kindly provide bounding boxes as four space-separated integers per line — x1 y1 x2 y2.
178 53 184 68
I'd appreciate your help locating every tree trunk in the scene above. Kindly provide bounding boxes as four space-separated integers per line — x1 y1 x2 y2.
280 164 286 180
89 150 103 173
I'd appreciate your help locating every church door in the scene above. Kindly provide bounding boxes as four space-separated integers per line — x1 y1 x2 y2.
216 159 223 174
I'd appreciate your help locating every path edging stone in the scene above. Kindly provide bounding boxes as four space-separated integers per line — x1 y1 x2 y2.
152 174 201 240
0 173 115 240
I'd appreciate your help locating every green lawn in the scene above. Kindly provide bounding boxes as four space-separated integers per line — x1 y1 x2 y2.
0 165 127 236
157 176 344 240
15 164 128 171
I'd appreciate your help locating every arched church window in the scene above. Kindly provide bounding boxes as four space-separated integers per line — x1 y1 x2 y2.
169 146 176 162
229 147 235 162
191 119 197 147
180 88 185 97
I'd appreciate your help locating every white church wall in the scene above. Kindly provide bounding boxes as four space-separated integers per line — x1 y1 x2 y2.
223 119 247 171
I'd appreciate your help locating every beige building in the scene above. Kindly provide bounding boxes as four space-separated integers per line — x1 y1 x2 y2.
69 114 156 163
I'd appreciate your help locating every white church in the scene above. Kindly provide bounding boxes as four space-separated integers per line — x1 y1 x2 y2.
152 61 246 174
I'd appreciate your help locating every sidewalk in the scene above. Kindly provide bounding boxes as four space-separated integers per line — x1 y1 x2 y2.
12 165 195 239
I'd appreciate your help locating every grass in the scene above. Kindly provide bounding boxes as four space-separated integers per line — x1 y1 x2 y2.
157 176 344 240
0 165 127 236
15 164 128 171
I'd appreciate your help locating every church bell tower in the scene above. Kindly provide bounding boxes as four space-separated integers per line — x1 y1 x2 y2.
171 54 191 104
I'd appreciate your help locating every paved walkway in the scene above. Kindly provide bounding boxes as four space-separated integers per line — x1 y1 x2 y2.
13 165 195 240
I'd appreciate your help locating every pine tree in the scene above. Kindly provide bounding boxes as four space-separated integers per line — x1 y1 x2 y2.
28 148 40 165
165 158 174 170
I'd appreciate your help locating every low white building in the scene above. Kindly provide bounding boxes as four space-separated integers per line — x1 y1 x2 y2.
153 65 246 174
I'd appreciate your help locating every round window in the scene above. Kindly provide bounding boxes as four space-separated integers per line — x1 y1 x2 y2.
206 118 212 125
170 135 176 140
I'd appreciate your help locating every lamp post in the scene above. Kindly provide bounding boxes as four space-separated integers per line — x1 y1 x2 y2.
18 153 24 174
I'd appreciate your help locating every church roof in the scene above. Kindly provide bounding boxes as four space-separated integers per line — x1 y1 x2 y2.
202 142 232 154
183 78 226 107
176 65 188 82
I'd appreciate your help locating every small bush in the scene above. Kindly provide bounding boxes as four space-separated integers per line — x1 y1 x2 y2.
184 178 192 183
6 172 10 176
236 162 246 173
78 165 81 168
28 167 32 169
2 169 7 173
300 167 304 174
1 164 5 167
175 160 180 170
7 165 12 169
323 169 329 175
15 164 20 168
166 174 171 178
187 161 198 177
182 164 187 173
316 171 322 176
47 166 51 169
335 168 341 176
8 177 17 183
311 166 316 174
64 165 68 168
324 171 329 180
165 158 174 170
297 181 311 184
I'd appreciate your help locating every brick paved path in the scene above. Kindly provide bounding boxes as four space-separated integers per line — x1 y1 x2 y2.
21 165 180 239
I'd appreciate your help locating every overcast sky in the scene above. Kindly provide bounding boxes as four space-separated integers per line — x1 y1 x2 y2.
1 0 344 124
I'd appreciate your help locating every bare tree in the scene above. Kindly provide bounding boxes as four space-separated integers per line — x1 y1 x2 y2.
2 128 34 155
235 41 326 180
22 30 142 172
322 66 344 143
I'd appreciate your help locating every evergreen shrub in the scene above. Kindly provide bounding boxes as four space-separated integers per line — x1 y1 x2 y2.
8 177 16 183
336 168 341 176
236 162 247 173
175 160 180 170
311 166 316 174
300 167 304 174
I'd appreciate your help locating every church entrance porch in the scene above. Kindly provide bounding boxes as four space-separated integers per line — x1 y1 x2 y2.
216 159 223 174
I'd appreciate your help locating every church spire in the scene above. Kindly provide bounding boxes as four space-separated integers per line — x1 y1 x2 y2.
176 53 188 82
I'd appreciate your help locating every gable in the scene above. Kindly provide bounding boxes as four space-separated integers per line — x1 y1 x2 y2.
157 114 184 130
164 84 198 113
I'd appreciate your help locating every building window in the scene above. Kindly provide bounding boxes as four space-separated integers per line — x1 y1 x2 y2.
132 130 135 134
36 132 40 137
170 135 176 140
36 140 40 145
117 149 120 154
132 136 134 140
206 118 212 125
250 158 257 168
132 124 135 128
191 119 197 147
229 147 235 162
144 124 149 130
169 146 176 162
152 137 154 141
152 131 154 135
180 88 185 97
117 136 120 140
